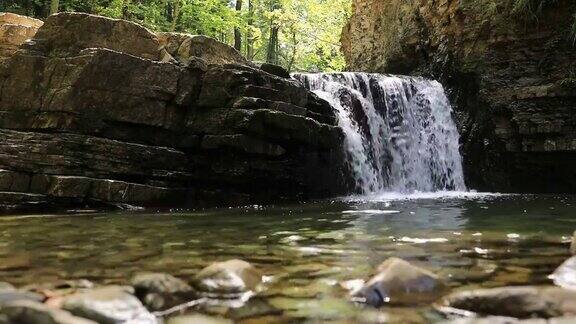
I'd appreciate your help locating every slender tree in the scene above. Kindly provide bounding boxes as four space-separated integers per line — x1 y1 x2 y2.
234 0 243 52
266 0 280 64
171 0 180 31
246 0 254 59
121 0 130 19
49 0 59 15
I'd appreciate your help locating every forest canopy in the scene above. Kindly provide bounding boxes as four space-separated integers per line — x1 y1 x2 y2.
2 0 352 72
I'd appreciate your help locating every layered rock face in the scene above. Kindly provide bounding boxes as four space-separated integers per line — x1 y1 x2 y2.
342 0 576 192
0 13 347 212
0 12 43 60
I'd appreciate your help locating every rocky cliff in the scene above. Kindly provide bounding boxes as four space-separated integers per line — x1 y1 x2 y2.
342 0 576 193
0 12 348 213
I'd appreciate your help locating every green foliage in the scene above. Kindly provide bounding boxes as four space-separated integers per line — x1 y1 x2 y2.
1 0 351 72
510 0 559 21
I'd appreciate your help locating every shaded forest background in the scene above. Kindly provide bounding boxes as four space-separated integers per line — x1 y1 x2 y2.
1 0 351 72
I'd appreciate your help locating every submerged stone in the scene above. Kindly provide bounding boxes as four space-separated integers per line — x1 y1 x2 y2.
440 286 576 319
354 257 448 306
194 260 263 297
62 286 158 324
131 273 194 311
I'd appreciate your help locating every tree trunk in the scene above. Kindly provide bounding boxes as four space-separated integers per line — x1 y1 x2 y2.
49 0 59 15
246 0 254 59
288 31 297 72
122 0 131 19
266 0 281 65
234 0 243 52
266 26 279 64
171 0 180 31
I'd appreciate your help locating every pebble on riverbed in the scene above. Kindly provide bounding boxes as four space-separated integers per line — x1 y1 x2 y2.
193 259 263 298
353 257 449 306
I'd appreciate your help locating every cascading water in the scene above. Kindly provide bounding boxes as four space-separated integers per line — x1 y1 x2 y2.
294 73 466 195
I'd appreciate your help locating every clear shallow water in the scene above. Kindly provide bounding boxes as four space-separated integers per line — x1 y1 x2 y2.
1 194 575 322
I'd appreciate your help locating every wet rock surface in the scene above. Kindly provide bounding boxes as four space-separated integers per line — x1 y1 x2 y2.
61 286 157 323
194 259 263 297
131 273 194 311
0 300 96 324
440 286 576 319
354 257 449 306
0 12 348 213
549 255 576 289
341 0 576 193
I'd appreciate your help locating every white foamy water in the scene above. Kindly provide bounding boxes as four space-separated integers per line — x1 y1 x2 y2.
294 73 467 196
343 191 505 202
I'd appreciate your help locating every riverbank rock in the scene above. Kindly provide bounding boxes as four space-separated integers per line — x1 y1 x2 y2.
439 286 576 318
0 12 42 60
341 0 576 193
354 257 448 306
550 256 576 289
194 260 263 297
131 273 194 311
0 12 348 213
62 286 157 323
0 300 96 324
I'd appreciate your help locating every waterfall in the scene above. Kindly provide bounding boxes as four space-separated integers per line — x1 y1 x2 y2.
294 73 466 195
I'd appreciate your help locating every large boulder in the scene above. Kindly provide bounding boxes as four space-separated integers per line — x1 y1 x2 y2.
158 32 250 66
27 12 160 60
0 12 348 213
354 257 448 306
0 12 43 59
131 273 194 311
62 286 158 324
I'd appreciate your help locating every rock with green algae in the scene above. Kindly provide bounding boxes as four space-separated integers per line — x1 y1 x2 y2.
354 257 449 306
